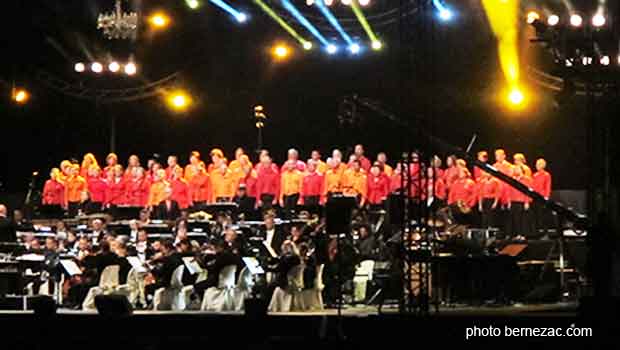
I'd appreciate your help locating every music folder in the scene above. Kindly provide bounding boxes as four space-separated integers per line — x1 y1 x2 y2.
242 257 264 275
60 259 82 276
262 241 278 258
127 256 149 273
182 257 203 275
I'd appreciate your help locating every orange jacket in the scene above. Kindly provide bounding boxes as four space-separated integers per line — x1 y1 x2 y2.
324 168 343 195
210 170 238 202
148 180 170 207
342 169 367 199
280 170 303 200
65 175 87 203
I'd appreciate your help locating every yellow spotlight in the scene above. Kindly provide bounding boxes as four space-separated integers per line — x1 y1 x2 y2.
507 87 525 107
302 41 313 50
526 11 540 24
166 90 192 111
149 12 170 29
272 44 291 59
371 40 382 50
12 88 29 104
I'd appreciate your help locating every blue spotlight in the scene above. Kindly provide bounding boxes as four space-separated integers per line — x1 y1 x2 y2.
348 43 361 54
281 0 329 46
433 0 453 21
315 0 353 45
326 44 338 54
208 0 248 23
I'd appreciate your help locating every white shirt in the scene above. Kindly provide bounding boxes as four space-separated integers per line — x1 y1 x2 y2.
265 228 275 248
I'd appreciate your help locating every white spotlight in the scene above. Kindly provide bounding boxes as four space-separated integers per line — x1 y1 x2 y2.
91 62 103 73
74 62 85 73
359 0 370 6
371 40 382 50
124 62 137 75
303 41 313 50
570 14 583 27
341 0 351 5
547 15 560 26
439 9 453 21
306 0 315 5
592 14 606 27
324 0 333 6
582 56 592 66
349 43 361 54
326 44 338 54
600 56 610 66
236 13 247 23
108 61 120 73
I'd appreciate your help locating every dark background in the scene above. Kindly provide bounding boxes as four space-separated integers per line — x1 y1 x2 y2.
1 0 614 196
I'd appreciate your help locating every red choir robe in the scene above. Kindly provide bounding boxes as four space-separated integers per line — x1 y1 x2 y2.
126 178 151 207
508 175 533 204
366 173 390 205
300 171 325 204
170 178 192 209
447 178 477 208
256 164 280 200
533 170 552 199
105 177 127 205
42 179 65 206
87 176 107 204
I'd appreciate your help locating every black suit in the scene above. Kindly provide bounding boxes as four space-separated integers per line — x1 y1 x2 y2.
0 217 16 243
259 226 287 256
151 252 183 289
274 254 301 289
154 200 181 221
83 251 121 283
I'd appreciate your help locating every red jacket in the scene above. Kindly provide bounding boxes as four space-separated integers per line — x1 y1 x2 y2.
301 171 324 203
171 179 191 209
532 170 552 198
443 166 460 190
493 160 514 205
42 179 65 206
447 178 477 207
105 177 127 205
188 171 210 203
477 177 501 202
366 173 390 205
87 177 107 203
508 176 533 204
239 172 258 198
422 178 447 200
126 178 151 206
256 165 280 199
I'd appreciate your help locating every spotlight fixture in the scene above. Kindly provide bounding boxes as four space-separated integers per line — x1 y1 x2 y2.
324 0 334 6
236 13 247 23
273 44 290 59
547 15 560 26
600 56 610 66
149 12 170 29
371 40 382 50
91 62 103 73
341 0 351 5
349 43 361 54
12 88 29 104
74 62 86 72
359 0 370 6
303 41 313 50
186 0 200 9
592 14 606 27
508 88 524 107
326 44 338 54
124 62 137 75
108 61 120 73
439 9 453 21
167 90 192 111
570 14 583 27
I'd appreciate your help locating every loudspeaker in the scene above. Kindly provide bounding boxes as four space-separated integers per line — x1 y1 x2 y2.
29 295 57 316
326 196 356 234
94 294 133 317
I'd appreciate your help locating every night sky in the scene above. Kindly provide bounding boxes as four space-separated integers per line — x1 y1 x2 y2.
2 0 614 196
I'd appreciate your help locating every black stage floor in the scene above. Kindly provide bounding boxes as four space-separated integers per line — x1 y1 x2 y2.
1 302 614 346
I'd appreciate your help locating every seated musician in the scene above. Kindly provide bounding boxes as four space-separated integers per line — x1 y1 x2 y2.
356 224 377 260
272 240 302 290
134 228 154 261
12 209 33 231
75 236 92 261
112 242 132 285
298 242 317 290
192 239 243 299
259 212 287 256
145 239 183 299
287 224 308 246
90 218 107 246
223 227 246 256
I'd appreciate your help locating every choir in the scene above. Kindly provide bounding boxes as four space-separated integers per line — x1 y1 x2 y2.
41 145 553 237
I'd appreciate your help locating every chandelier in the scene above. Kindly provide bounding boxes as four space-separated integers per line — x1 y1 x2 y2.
97 0 138 40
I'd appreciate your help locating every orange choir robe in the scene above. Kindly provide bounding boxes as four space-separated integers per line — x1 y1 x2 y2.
383 164 394 178
229 159 252 174
315 160 328 174
43 179 66 206
184 162 206 180
280 169 304 202
342 169 368 200
324 168 343 195
148 180 169 207
65 175 87 204
210 170 238 202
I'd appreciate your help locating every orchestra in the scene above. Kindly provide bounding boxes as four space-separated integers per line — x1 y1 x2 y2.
0 144 556 311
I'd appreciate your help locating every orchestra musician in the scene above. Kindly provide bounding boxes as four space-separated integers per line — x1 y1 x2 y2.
153 190 181 221
42 168 66 208
258 212 287 255
279 160 303 216
0 204 17 243
192 239 243 300
271 240 301 290
145 240 183 299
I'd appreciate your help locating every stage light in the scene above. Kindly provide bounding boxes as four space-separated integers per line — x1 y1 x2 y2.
600 56 610 66
253 0 311 47
210 0 248 23
167 90 192 111
149 12 170 29
570 14 582 27
547 15 559 26
124 62 137 75
316 0 354 46
12 88 29 104
91 62 103 73
508 88 524 107
341 0 351 5
439 9 453 21
281 0 329 46
306 0 315 5
186 0 200 9
359 0 370 6
273 44 290 59
526 11 540 24
351 0 380 51
108 61 120 73
74 62 85 73
326 44 338 54
349 43 361 54
303 41 313 50
582 56 592 66
324 0 333 5
592 14 606 27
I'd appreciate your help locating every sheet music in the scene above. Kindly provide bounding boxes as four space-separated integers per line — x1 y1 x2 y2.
262 241 278 258
242 257 265 275
60 259 82 276
127 256 149 273
16 254 45 262
182 257 203 275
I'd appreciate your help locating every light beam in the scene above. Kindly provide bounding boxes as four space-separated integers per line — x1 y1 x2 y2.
209 0 248 23
315 0 353 45
350 0 381 50
252 0 311 47
281 0 328 46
